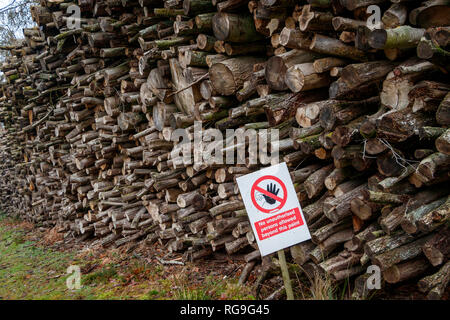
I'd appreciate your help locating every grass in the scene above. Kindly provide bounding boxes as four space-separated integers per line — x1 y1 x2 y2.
0 217 78 299
0 213 255 300
0 213 356 300
286 265 353 300
170 274 256 300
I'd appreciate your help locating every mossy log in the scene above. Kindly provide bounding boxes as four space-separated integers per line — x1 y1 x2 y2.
212 13 263 42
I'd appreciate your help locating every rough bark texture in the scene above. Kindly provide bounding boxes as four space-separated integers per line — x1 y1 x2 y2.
0 0 449 300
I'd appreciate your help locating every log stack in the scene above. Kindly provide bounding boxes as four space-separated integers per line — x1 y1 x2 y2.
0 0 448 299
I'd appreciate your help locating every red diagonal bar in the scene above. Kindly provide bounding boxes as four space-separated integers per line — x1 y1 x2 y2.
254 185 284 203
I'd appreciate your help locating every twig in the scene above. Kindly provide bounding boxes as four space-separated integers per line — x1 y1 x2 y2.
155 256 185 265
378 138 418 169
265 285 285 300
21 106 54 133
167 72 209 97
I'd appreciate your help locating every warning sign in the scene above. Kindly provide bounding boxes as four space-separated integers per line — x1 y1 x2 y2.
236 162 311 256
254 208 304 241
251 175 287 213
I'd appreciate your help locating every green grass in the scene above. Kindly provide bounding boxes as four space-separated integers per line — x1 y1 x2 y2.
0 217 79 299
83 265 119 285
0 213 255 300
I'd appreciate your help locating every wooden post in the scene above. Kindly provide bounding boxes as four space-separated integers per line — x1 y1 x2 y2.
277 249 294 300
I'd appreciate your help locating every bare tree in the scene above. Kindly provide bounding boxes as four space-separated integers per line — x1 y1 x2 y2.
0 0 35 59
0 0 35 83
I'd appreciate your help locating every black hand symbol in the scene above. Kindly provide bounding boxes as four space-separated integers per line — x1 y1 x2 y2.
263 183 280 205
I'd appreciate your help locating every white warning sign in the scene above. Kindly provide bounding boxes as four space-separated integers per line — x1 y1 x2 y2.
236 162 311 256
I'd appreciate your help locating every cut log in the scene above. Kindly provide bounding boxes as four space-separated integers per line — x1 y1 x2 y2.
210 57 265 95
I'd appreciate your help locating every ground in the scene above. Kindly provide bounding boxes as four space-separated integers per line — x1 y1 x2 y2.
2 213 438 300
0 213 256 300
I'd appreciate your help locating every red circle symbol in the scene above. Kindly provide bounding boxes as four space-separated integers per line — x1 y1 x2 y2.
251 175 287 214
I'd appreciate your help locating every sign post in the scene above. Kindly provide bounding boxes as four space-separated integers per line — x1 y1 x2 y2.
277 249 294 300
236 162 312 300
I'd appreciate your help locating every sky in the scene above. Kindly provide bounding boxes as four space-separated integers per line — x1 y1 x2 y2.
0 0 13 8
0 0 34 38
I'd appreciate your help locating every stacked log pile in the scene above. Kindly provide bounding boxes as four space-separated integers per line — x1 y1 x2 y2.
0 91 31 218
0 0 448 299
